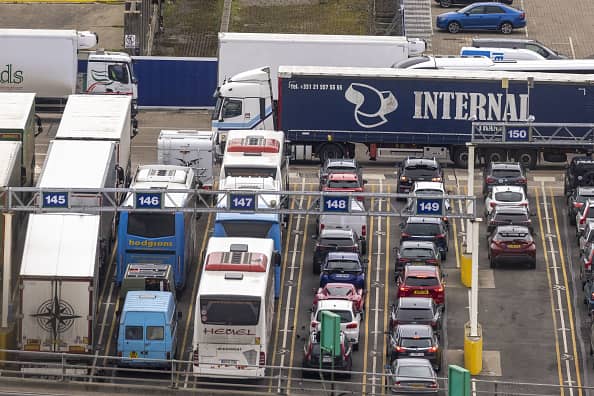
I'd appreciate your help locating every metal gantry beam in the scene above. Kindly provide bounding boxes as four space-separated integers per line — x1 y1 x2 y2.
471 122 594 147
0 187 478 219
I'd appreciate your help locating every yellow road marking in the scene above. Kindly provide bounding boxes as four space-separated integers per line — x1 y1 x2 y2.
550 188 582 395
382 187 391 395
535 187 565 395
362 186 376 395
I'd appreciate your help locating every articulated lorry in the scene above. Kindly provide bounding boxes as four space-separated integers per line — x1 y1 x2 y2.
0 29 138 119
213 66 594 168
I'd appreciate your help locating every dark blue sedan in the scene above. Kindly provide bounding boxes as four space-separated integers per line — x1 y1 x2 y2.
320 252 367 290
436 2 526 34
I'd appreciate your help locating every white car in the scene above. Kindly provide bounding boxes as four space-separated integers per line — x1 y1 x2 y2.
406 181 451 213
310 299 362 350
576 200 594 236
484 185 529 216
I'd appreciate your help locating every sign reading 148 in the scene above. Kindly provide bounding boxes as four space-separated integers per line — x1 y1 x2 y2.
323 196 349 213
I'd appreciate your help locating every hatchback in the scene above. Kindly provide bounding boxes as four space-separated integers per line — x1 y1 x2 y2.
396 266 445 305
483 162 527 196
311 299 362 349
580 244 594 279
320 251 368 290
396 158 443 197
388 324 442 371
313 283 365 313
385 358 439 394
312 228 365 274
390 297 443 335
488 225 536 269
436 2 526 34
484 185 529 216
319 158 362 189
400 217 449 260
568 187 594 225
394 240 441 278
576 200 594 236
323 172 366 200
486 205 532 234
302 331 352 379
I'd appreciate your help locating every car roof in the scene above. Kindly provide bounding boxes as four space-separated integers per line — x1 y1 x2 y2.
414 181 444 191
403 158 439 168
328 172 359 181
400 240 437 249
404 265 439 277
493 205 529 214
406 216 443 224
490 162 522 170
395 358 434 367
326 251 360 260
324 282 356 290
397 324 433 338
316 299 355 311
471 2 515 8
492 185 525 193
320 228 356 238
398 297 433 308
473 37 538 44
495 225 530 233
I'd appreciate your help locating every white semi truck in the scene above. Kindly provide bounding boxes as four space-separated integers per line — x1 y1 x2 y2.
0 28 138 121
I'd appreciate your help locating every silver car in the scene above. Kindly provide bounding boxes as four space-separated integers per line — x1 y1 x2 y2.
385 358 439 394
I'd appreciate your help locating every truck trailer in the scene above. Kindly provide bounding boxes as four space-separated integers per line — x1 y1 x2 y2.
54 94 134 184
213 66 594 168
0 28 138 118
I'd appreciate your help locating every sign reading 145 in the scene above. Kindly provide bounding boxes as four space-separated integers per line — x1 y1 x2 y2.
42 192 69 208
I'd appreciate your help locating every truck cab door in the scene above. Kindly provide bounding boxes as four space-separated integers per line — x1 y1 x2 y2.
87 61 132 95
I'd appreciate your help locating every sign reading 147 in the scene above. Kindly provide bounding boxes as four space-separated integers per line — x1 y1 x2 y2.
229 193 256 211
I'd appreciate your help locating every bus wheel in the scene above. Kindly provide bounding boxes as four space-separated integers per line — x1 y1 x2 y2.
318 144 345 163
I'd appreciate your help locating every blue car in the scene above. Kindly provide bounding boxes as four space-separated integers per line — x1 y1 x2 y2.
320 252 367 290
436 2 526 34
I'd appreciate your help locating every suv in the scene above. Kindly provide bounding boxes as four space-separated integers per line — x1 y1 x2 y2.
312 228 365 274
319 158 362 189
486 205 532 233
400 217 449 260
396 158 443 197
471 38 568 59
564 156 594 196
390 297 443 335
396 265 445 305
387 324 442 371
310 299 362 349
320 251 368 290
568 187 594 225
394 240 441 277
483 162 527 196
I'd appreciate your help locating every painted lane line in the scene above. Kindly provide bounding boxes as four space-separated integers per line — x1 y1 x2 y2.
362 186 376 394
371 180 384 395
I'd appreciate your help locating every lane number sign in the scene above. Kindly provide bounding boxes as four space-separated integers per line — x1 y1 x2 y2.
229 193 256 211
41 192 69 208
416 198 443 216
135 192 163 209
323 196 349 213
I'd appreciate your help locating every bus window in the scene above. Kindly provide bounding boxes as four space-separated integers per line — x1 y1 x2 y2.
126 326 143 340
221 221 272 238
200 297 261 326
127 213 175 238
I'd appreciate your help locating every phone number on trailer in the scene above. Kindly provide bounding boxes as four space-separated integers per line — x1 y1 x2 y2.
287 82 344 91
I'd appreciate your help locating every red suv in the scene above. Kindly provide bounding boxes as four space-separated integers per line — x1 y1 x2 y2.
396 265 445 305
323 172 366 200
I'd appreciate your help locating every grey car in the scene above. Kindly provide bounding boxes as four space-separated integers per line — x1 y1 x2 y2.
471 37 568 59
385 358 439 394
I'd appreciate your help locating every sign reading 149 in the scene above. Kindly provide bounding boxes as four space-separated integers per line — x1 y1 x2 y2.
416 198 443 216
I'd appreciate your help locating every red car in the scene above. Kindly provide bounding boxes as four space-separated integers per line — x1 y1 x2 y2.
396 265 445 306
313 283 365 313
488 225 536 269
322 172 366 200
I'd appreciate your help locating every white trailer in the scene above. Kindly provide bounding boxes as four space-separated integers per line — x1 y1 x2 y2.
54 94 133 184
19 213 101 354
0 29 137 115
217 32 426 97
38 139 119 263
157 130 215 189
1 142 23 329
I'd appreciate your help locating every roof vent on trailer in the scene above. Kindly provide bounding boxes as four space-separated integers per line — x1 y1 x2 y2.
226 136 280 154
135 166 188 184
205 245 268 272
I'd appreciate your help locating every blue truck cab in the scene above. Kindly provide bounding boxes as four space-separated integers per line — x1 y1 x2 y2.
117 291 180 367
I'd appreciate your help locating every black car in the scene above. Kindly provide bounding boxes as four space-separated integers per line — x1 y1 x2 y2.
387 324 442 371
395 158 443 197
564 156 594 196
436 0 511 7
400 217 449 260
312 228 365 274
486 205 532 233
394 240 441 278
319 158 362 190
390 297 443 336
482 162 527 196
568 187 594 225
302 331 352 379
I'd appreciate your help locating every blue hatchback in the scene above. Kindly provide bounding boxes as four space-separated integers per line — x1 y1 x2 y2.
320 252 367 290
436 2 526 34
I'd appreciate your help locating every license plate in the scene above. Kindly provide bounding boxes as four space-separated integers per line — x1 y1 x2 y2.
409 352 424 357
221 359 237 365
129 351 138 358
410 383 425 388
507 244 521 248
335 274 350 278
322 356 333 363
412 261 424 265
414 290 429 295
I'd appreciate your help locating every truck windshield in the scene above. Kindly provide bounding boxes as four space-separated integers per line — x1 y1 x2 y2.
224 166 277 179
220 221 273 238
128 213 175 238
200 296 261 326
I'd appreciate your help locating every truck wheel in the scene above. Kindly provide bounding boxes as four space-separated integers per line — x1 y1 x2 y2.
452 147 468 168
514 150 538 169
485 149 506 164
318 144 345 163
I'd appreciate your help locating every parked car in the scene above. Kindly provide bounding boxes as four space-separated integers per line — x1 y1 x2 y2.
576 200 594 236
436 2 526 34
390 297 443 335
317 198 367 241
483 161 527 196
579 220 594 253
583 278 594 315
568 187 594 226
320 251 368 290
313 283 365 313
564 156 594 196
580 244 594 279
384 358 439 394
387 324 442 371
471 37 568 59
436 0 512 7
319 158 362 190
400 217 449 260
302 330 352 379
313 228 365 274
310 299 362 350
406 181 451 226
396 266 445 306
394 240 441 278
488 225 536 269
484 185 529 216
396 157 443 198
322 172 366 200
486 205 532 234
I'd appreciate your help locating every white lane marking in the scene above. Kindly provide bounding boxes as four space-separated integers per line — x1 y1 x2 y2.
533 176 556 182
569 36 576 59
363 173 386 181
521 0 528 37
371 180 383 395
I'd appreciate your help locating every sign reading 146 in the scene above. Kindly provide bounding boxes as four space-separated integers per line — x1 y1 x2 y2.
135 192 163 209
416 198 443 216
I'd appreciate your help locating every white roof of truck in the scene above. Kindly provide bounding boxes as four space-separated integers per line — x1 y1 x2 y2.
20 213 100 277
0 141 21 186
124 164 194 207
0 93 35 130
219 32 413 45
38 140 114 188
55 95 131 140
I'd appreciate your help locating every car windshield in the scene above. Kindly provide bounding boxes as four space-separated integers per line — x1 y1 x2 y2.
494 191 523 202
405 276 439 286
397 307 434 321
401 338 433 348
326 286 353 297
320 237 355 247
403 166 438 178
401 248 434 258
493 213 529 223
327 180 360 189
326 260 361 271
404 223 441 235
317 309 353 323
491 169 521 178
396 365 434 378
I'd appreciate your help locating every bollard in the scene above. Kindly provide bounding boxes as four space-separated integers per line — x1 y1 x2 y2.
460 253 472 287
464 321 483 375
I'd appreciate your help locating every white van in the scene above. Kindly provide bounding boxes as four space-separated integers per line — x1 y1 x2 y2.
460 46 546 61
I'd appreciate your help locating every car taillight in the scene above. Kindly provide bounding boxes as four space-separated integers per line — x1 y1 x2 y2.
395 345 404 352
436 286 444 293
428 346 437 353
518 177 527 184
430 382 438 389
486 176 496 184
426 258 438 264
398 258 410 263
432 177 442 182
311 321 319 328
519 202 528 206
490 202 497 208
259 352 266 366
586 260 592 270
362 225 366 237
435 233 445 239
357 196 364 202
520 12 525 19
580 218 586 225
399 285 409 292
320 224 325 231
346 322 358 329
401 232 410 238
575 202 584 208
400 176 408 182
395 381 401 386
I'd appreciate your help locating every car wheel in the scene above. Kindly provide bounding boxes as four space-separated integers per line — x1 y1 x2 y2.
440 251 446 260
453 147 469 168
439 0 452 7
514 149 538 170
500 22 513 34
353 342 359 351
447 21 461 34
